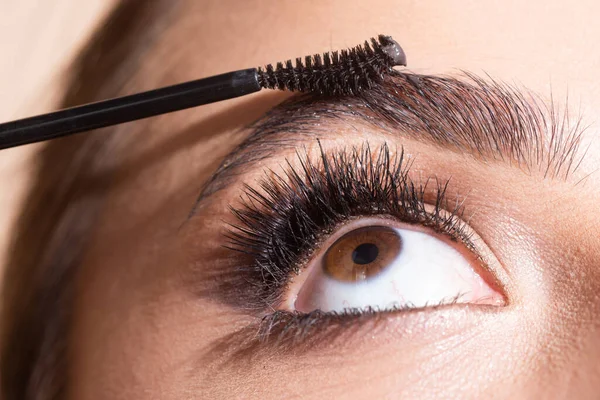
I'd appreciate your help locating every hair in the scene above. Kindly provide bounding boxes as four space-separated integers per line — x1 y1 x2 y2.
0 1 174 398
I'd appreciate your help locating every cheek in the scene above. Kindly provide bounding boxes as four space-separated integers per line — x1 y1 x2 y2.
71 240 240 399
68 200 221 399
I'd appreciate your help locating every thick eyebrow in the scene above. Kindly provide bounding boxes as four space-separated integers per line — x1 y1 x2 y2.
197 71 585 201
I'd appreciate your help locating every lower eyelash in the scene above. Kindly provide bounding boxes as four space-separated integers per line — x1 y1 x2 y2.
224 141 475 315
205 301 467 361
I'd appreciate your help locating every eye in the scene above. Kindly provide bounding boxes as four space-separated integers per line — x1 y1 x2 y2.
285 219 504 313
224 143 507 324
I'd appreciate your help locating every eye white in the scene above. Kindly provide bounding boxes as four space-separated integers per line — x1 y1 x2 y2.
292 227 502 313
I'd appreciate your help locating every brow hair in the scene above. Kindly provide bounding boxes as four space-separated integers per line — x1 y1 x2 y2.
198 71 586 199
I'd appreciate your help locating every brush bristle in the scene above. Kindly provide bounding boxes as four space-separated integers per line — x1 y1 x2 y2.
257 35 406 96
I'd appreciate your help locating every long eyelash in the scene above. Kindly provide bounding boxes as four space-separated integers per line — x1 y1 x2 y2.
225 142 473 314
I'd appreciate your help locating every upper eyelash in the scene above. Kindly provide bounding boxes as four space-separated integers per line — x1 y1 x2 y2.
225 141 475 313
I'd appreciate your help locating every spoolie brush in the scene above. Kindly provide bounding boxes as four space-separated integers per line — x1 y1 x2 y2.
0 34 405 150
258 35 406 95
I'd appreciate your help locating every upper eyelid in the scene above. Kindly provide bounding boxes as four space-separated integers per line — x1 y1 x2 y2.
191 71 586 213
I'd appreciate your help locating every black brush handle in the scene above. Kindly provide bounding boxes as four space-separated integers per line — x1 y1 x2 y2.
0 68 260 150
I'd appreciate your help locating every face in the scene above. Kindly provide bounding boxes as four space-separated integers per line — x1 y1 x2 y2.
51 1 600 399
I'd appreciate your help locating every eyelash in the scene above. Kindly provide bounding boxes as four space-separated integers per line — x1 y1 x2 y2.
225 141 477 322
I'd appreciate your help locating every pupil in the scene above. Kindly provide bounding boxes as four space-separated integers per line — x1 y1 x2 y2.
351 243 379 265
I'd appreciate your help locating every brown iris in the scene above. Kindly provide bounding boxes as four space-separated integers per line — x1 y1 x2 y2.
322 226 403 282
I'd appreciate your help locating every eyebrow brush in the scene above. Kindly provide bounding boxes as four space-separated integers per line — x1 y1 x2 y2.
0 35 405 150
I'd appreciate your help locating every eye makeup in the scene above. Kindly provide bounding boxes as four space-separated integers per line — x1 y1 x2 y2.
189 139 511 358
223 141 496 315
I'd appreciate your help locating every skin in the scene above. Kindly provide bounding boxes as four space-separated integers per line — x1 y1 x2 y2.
8 0 600 398
0 0 115 283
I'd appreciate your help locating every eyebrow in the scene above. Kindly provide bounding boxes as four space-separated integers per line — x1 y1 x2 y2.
196 71 586 202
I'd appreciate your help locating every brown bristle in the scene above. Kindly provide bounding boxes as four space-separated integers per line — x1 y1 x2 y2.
257 34 406 96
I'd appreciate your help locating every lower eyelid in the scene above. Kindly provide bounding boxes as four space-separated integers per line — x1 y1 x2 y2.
210 302 503 361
